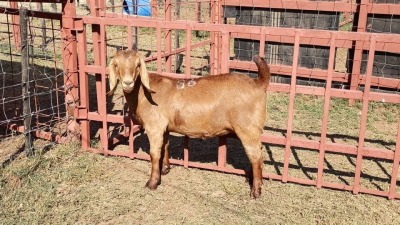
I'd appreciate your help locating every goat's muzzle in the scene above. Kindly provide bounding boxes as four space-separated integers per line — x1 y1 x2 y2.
122 79 135 93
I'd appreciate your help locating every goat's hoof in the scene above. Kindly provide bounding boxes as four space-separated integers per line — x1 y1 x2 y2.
251 188 261 199
145 179 160 190
161 165 171 175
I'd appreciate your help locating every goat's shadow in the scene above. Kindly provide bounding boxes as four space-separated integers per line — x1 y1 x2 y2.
124 128 399 192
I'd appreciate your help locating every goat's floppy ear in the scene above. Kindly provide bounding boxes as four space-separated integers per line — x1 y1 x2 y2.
107 57 119 96
139 56 153 92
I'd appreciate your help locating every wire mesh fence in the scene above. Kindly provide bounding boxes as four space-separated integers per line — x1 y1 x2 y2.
0 3 68 155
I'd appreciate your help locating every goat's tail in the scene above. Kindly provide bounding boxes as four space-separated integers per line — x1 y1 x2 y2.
253 55 271 90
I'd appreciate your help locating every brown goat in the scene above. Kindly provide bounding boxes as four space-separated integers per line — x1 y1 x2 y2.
108 50 271 198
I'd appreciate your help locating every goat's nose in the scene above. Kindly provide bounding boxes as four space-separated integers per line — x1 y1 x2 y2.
123 80 133 85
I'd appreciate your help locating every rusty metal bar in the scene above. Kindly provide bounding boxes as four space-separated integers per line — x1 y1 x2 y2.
349 0 369 104
282 31 301 183
316 34 336 188
209 0 216 75
259 27 266 58
184 136 189 168
157 23 162 74
151 0 157 18
88 0 106 154
353 35 377 194
127 26 133 49
367 4 400 15
222 0 358 13
61 0 79 141
185 23 192 78
230 60 400 92
220 31 230 73
9 2 21 50
389 119 400 199
77 25 90 150
217 136 227 168
100 20 109 155
165 0 172 72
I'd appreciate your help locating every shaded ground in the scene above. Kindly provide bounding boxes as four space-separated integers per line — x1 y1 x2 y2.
1 140 400 225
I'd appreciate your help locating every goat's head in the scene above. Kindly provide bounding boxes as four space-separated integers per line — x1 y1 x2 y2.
107 50 151 96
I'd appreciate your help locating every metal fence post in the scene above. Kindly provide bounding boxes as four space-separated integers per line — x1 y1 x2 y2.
20 7 33 155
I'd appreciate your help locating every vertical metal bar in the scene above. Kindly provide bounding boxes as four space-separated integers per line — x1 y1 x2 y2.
353 35 377 194
165 0 172 72
218 136 227 168
100 21 109 155
151 0 157 18
157 24 162 74
89 0 104 153
389 118 400 199
20 7 33 155
77 28 90 150
128 113 135 159
185 24 192 78
175 0 181 73
259 27 266 58
220 31 230 73
10 1 21 50
184 136 189 168
127 26 132 49
209 1 216 75
215 1 222 75
282 31 300 183
349 0 369 104
61 0 79 141
133 27 138 50
38 3 47 51
216 31 230 169
51 20 61 121
195 0 200 22
316 34 336 188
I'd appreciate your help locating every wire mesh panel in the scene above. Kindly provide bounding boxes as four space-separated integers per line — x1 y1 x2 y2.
0 3 69 153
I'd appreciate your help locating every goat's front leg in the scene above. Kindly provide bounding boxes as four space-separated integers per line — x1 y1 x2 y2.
161 133 171 175
146 131 164 190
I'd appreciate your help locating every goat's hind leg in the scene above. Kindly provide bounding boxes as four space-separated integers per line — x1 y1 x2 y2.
161 132 171 175
236 130 264 198
146 131 165 190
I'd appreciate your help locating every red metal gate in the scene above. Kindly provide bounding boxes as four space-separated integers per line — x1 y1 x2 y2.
68 0 400 199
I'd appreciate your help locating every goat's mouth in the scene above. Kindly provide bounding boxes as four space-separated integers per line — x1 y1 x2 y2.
122 87 134 93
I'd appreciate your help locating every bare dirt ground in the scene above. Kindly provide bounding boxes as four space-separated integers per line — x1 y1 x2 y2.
1 140 400 225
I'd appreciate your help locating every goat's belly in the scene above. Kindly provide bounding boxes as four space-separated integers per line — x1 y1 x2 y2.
168 126 231 139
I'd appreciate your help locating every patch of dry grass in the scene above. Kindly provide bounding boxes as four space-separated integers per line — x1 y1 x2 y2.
1 141 400 225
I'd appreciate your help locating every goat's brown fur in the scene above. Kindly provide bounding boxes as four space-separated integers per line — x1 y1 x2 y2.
108 50 271 198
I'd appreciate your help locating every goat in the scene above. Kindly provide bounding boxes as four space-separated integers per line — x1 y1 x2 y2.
108 50 271 198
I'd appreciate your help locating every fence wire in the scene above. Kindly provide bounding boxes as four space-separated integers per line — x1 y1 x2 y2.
0 5 67 154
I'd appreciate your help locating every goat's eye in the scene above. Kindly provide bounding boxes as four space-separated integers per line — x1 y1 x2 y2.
137 63 141 68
